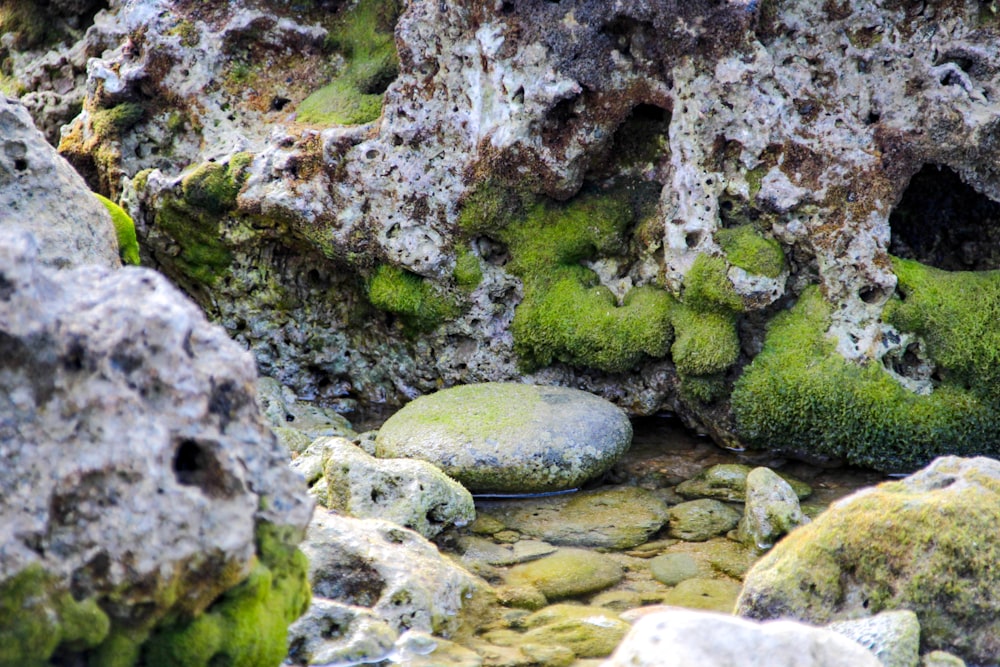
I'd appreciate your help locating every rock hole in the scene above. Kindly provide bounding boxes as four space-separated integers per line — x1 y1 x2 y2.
172 439 239 498
889 164 1000 270
685 231 703 248
858 285 886 304
865 111 880 125
270 96 291 111
311 554 385 606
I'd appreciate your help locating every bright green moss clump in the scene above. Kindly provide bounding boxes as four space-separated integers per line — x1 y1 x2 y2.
91 103 145 141
296 0 400 125
0 565 110 666
143 524 310 667
94 193 140 265
367 263 460 332
715 225 786 278
732 282 1000 472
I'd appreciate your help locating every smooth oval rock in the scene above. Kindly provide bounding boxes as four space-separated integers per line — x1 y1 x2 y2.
504 548 624 600
375 383 632 494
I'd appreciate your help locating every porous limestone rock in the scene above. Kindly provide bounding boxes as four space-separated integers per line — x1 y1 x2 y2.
827 610 921 667
0 228 312 665
737 456 1000 665
320 436 475 539
734 466 810 551
301 510 494 639
285 598 398 667
257 376 357 454
603 609 883 667
375 383 632 494
0 96 118 268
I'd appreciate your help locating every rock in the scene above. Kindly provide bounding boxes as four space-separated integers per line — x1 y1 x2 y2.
676 464 812 502
649 553 702 586
827 610 920 667
319 436 475 539
301 510 493 638
504 549 624 601
520 605 630 659
458 536 557 569
257 376 357 449
285 598 398 667
737 457 1000 664
0 229 312 665
0 97 119 269
735 467 810 550
662 578 743 614
375 383 633 494
921 651 966 667
603 609 883 667
667 499 742 541
478 486 669 549
388 630 484 667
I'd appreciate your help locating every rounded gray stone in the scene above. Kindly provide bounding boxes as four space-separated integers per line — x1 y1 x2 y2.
374 383 632 494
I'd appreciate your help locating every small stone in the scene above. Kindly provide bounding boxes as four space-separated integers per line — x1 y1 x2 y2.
662 578 742 613
496 585 548 611
735 467 810 550
494 530 521 544
512 540 558 562
521 605 631 659
649 553 702 586
375 383 632 494
922 651 967 667
589 590 644 612
827 610 920 667
668 499 742 541
470 515 507 535
521 642 576 667
676 464 811 502
505 549 624 600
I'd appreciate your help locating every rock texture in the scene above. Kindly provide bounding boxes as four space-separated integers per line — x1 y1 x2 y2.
0 228 312 664
603 609 883 667
737 456 1000 665
0 96 119 268
375 383 633 494
735 466 810 550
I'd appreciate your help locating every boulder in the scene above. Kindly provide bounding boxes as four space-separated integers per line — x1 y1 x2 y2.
603 609 882 667
737 457 1000 664
320 436 475 539
735 467 810 550
477 486 669 549
0 229 312 665
0 96 119 269
301 510 494 638
375 383 632 494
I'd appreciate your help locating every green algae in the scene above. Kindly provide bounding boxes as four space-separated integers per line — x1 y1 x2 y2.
94 193 140 265
732 273 1000 472
296 0 400 125
715 225 786 278
366 263 460 333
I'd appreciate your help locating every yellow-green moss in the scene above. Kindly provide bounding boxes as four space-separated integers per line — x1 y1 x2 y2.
94 193 140 265
181 153 253 215
684 254 742 312
0 2 60 50
453 246 483 290
715 225 786 278
143 524 310 667
732 282 1000 472
0 565 110 666
367 263 460 333
91 103 144 141
457 180 533 235
296 0 400 125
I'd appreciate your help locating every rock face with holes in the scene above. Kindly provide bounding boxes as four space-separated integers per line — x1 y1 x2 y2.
737 456 1000 665
0 96 119 269
0 228 312 665
10 0 1000 468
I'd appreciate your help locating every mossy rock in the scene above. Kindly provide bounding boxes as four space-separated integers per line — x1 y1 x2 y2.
732 268 1000 472
520 605 630 659
675 464 812 502
662 577 742 613
94 193 140 265
667 499 741 542
715 225 786 278
374 383 632 494
504 549 624 601
737 456 1000 664
649 552 702 586
366 264 460 333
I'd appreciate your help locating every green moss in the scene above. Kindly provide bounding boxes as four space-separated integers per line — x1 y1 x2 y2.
0 2 60 50
94 193 140 265
745 165 768 201
154 202 233 286
296 0 400 125
732 284 1000 472
180 153 252 215
132 168 154 193
90 103 144 141
0 565 110 666
367 264 460 333
143 524 310 667
715 225 786 278
679 373 727 404
452 246 483 289
457 180 534 234
684 254 743 312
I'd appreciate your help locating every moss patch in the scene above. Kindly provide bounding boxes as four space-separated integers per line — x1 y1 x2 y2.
716 225 786 278
0 565 110 665
296 0 400 125
366 264 460 333
732 279 1000 472
94 193 140 265
0 1 61 50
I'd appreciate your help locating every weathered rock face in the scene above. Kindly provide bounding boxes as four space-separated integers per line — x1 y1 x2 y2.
0 229 312 665
0 96 119 268
11 0 1000 467
737 456 1000 665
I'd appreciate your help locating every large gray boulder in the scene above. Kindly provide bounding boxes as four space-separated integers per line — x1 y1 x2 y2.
0 229 312 665
603 609 882 667
737 457 1000 664
375 383 632 494
0 96 119 268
